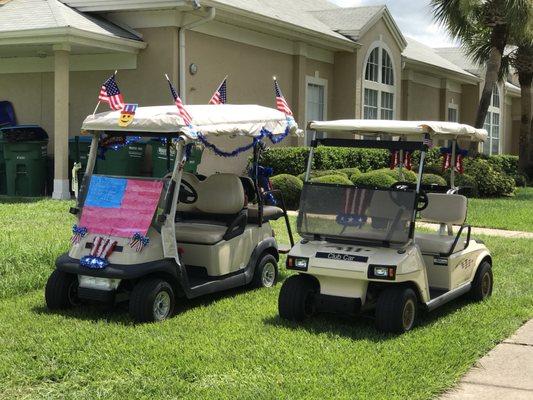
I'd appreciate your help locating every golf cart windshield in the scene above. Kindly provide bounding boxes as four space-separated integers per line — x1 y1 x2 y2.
297 182 416 245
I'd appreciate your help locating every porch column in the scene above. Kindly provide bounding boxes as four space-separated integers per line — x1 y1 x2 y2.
52 44 71 200
292 42 307 146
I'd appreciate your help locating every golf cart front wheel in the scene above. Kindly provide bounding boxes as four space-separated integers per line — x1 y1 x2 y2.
129 278 175 323
278 275 317 321
252 253 278 288
470 261 493 301
375 287 418 333
45 269 80 310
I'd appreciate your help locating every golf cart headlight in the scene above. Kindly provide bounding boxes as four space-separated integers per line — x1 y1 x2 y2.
287 256 309 271
368 264 396 280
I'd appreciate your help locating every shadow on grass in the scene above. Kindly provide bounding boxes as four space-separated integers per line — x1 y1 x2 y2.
264 295 472 341
0 196 49 204
31 285 252 326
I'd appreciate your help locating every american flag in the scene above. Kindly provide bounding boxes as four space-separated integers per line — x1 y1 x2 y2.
98 74 125 111
274 78 293 116
166 76 192 125
209 77 227 105
423 135 433 148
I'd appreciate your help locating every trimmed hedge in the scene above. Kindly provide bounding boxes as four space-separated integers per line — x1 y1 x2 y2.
352 171 396 188
297 169 348 181
462 158 515 197
270 174 303 210
310 174 353 185
422 173 447 186
378 168 417 183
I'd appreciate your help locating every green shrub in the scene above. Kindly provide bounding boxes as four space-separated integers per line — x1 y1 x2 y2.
270 174 303 210
296 169 348 181
450 173 479 197
412 148 442 173
488 154 518 176
260 147 310 176
310 174 353 185
352 171 396 188
422 173 447 186
337 167 362 179
376 168 417 183
462 158 515 197
514 174 528 187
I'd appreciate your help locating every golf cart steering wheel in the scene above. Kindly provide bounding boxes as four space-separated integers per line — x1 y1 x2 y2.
389 182 428 211
163 172 198 204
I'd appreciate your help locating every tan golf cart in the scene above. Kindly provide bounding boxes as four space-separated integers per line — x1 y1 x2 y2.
278 120 493 333
46 105 297 322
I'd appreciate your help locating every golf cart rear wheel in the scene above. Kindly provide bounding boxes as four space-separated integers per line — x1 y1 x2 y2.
45 270 80 310
375 287 418 333
470 261 493 301
252 254 278 288
129 278 175 323
278 275 317 321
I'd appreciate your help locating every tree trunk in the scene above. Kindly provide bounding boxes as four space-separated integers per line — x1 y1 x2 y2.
471 24 507 154
518 71 533 177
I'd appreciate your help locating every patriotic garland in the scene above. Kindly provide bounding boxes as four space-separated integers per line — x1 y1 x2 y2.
195 120 292 158
71 225 88 244
80 236 117 269
390 150 412 170
440 146 468 174
97 134 142 160
129 232 150 252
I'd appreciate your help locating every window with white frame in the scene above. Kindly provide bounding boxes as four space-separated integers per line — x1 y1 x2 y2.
306 78 327 146
363 45 395 121
483 85 500 155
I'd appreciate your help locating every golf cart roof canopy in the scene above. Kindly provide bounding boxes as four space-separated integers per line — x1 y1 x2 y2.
308 120 487 142
81 104 300 138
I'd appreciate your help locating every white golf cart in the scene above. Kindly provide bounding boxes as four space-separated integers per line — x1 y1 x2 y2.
278 120 493 333
46 104 297 322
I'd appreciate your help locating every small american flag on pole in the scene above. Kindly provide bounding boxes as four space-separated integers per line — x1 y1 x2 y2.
208 77 227 105
423 135 433 148
274 78 293 116
165 74 192 125
98 74 125 111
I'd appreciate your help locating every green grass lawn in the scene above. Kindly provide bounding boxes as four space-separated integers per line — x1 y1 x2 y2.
466 187 533 232
0 199 532 399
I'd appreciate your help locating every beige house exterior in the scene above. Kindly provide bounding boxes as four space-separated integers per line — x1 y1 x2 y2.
0 0 526 199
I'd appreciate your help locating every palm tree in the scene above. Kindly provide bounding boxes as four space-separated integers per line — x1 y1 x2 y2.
431 0 531 130
511 42 533 176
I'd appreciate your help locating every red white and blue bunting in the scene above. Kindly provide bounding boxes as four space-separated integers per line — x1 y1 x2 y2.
71 224 88 245
129 232 150 252
441 146 468 174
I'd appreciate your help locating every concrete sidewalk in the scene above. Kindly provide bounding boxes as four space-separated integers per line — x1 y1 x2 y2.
441 320 533 399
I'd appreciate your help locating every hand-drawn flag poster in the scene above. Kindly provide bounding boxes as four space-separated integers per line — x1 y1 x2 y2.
80 176 164 238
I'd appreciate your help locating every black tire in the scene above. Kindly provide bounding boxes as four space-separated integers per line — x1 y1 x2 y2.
129 278 175 323
375 286 418 333
251 253 278 288
470 261 493 301
278 275 317 321
45 269 80 310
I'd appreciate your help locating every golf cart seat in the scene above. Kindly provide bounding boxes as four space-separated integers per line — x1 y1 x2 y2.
415 193 468 255
247 205 284 223
176 173 246 244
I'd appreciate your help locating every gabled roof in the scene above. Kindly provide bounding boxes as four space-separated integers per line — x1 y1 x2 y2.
434 47 481 75
403 38 479 83
0 0 141 40
310 5 407 50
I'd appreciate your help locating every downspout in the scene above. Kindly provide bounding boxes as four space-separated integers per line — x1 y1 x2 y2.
179 5 216 101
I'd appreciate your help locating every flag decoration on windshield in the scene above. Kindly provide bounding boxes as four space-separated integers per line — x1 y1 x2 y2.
336 188 373 228
209 77 227 104
99 74 125 111
390 150 412 170
165 74 192 125
274 78 293 116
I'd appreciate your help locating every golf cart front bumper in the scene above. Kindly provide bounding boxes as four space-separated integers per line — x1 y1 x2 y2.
55 253 179 280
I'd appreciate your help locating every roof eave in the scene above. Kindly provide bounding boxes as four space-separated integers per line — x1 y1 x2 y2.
403 57 480 84
0 27 146 53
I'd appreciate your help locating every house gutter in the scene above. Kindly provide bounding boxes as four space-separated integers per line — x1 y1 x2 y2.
179 5 215 101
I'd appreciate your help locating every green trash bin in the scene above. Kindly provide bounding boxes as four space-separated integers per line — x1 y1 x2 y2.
0 132 6 195
97 141 147 176
3 127 48 197
151 140 203 177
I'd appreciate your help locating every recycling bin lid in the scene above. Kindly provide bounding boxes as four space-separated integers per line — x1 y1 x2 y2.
0 101 17 128
69 135 93 143
0 125 49 142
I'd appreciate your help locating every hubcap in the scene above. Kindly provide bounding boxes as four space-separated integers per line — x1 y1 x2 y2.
481 272 491 298
402 299 415 331
261 262 276 287
153 291 171 321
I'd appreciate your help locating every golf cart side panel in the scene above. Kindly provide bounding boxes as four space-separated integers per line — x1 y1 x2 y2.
451 241 491 288
179 223 274 277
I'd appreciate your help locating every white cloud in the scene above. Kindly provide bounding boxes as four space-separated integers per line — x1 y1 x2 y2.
329 0 456 48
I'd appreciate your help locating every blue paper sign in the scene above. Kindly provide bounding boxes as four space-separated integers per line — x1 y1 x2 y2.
84 176 127 208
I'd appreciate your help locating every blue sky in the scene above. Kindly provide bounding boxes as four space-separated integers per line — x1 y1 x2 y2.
329 0 456 47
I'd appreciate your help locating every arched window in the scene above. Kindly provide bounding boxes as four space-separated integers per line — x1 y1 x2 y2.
363 45 395 120
483 84 500 155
